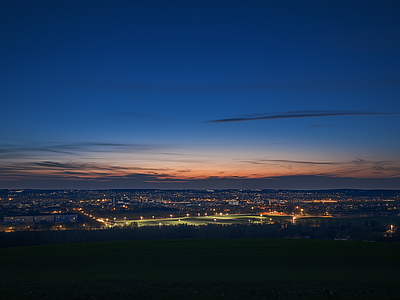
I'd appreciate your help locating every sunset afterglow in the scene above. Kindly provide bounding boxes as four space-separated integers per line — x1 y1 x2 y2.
1 1 399 189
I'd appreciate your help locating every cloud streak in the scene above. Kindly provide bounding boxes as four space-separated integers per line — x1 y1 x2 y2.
206 110 399 123
2 173 400 190
242 159 338 165
0 160 172 180
239 157 400 178
0 142 160 159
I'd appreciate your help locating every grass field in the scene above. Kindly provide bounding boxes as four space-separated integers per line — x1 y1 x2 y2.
1 238 399 299
115 214 296 227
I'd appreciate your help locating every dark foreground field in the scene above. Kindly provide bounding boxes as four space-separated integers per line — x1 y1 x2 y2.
1 238 399 299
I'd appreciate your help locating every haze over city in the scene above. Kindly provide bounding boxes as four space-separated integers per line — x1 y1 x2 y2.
1 1 400 189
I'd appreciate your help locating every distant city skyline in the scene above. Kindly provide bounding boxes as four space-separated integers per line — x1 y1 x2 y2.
1 1 400 189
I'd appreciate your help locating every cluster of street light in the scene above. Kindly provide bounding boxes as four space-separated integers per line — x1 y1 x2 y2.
79 209 283 228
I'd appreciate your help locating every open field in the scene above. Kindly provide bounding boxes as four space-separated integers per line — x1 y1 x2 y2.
115 214 302 227
1 238 399 299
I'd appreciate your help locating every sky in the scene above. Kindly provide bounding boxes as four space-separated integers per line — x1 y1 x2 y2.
1 0 400 190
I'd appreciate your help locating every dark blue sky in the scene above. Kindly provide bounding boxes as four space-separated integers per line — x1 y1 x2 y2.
1 0 400 189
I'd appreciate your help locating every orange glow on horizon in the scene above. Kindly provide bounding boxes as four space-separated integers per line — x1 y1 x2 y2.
5 149 399 182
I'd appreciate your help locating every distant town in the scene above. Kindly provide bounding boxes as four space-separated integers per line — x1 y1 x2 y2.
1 189 399 231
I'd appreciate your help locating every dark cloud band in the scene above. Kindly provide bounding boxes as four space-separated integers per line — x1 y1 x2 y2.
206 111 399 123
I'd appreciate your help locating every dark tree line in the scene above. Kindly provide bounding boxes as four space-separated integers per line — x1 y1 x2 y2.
1 219 399 248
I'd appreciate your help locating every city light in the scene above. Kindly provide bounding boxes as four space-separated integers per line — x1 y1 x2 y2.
2 189 398 242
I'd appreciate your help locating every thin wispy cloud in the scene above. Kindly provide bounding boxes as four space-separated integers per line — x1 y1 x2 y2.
240 157 400 178
0 142 160 159
0 141 215 169
242 159 338 165
0 160 173 179
206 110 399 123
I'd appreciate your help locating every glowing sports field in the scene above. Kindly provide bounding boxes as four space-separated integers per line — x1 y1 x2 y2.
114 214 296 227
